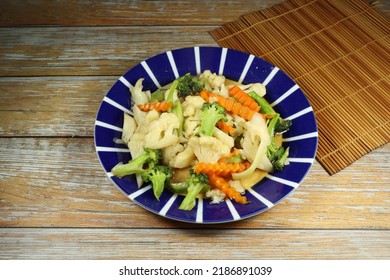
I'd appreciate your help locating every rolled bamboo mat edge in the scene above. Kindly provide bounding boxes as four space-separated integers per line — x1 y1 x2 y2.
209 0 390 175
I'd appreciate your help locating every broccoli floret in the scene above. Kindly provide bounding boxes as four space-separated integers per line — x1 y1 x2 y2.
266 114 290 172
176 73 203 98
142 165 172 200
273 147 290 172
112 148 171 200
275 118 292 133
179 169 210 211
199 102 227 136
111 148 162 178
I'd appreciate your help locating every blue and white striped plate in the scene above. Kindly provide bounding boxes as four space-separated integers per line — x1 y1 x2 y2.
94 46 318 224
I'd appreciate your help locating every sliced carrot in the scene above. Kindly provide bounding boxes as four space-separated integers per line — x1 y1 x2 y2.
216 121 235 134
194 162 251 177
229 85 260 112
208 174 248 204
137 101 173 112
200 90 210 102
200 90 257 121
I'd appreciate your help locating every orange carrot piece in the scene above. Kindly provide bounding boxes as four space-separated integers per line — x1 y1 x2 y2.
200 90 210 102
229 85 260 112
208 174 248 204
200 90 256 121
194 162 251 177
137 101 173 112
216 121 235 134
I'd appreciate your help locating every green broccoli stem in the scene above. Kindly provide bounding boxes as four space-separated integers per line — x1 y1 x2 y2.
249 91 292 133
248 91 275 115
171 100 184 137
179 183 205 211
111 149 162 178
199 118 218 136
166 80 185 137
201 78 212 92
266 113 285 164
111 152 151 178
166 79 179 103
178 170 210 211
227 153 243 163
150 172 168 201
179 181 210 211
168 182 189 194
268 113 280 141
150 89 166 102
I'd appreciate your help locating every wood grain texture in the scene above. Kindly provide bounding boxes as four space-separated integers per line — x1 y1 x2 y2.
0 26 216 76
1 138 389 229
1 228 389 259
1 1 386 77
0 77 112 136
0 0 284 27
1 0 389 260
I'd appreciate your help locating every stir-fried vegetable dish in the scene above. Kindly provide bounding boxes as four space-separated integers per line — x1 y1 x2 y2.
111 70 292 210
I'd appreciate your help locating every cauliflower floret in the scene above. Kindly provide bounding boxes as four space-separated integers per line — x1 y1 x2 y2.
238 82 266 97
162 143 196 169
162 143 184 166
181 95 205 117
128 110 159 157
127 109 160 187
132 105 159 128
188 135 230 163
162 143 184 165
211 75 225 89
200 70 226 91
183 116 201 139
205 188 226 204
174 145 196 168
247 83 266 97
216 83 229 98
181 96 204 139
130 78 151 106
212 127 234 149
144 112 180 149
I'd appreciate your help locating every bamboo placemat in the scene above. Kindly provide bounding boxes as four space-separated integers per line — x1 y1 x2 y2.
210 0 390 175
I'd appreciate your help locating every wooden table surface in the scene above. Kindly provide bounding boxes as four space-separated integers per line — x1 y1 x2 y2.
0 0 389 260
